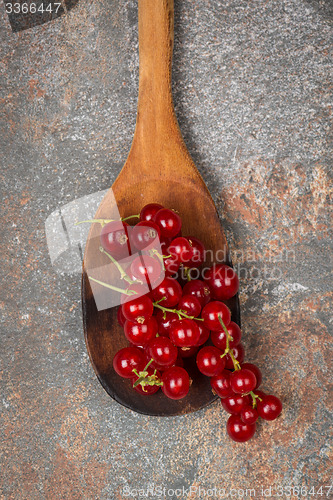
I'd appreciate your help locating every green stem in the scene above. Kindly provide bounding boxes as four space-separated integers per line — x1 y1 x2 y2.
88 276 137 296
218 315 241 371
99 246 137 285
75 214 140 227
132 359 163 389
153 302 204 321
250 391 262 408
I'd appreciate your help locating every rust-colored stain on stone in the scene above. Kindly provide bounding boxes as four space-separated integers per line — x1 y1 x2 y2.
0 0 332 498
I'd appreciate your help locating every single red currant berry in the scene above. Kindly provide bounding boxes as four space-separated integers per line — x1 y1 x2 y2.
169 319 200 347
201 301 231 331
241 363 262 389
184 236 205 268
226 414 256 442
130 255 162 285
140 203 164 222
121 295 154 323
152 277 182 307
168 237 192 264
204 263 239 300
211 321 242 351
240 405 259 425
147 337 178 368
256 395 282 421
117 306 126 327
178 345 199 358
113 347 146 378
132 366 161 395
182 279 211 307
210 370 234 398
224 343 245 369
178 295 202 318
163 255 180 277
196 346 225 377
194 321 210 346
131 221 161 250
230 369 257 395
161 366 190 400
100 221 133 259
154 208 182 238
221 393 251 414
155 310 179 337
124 317 158 346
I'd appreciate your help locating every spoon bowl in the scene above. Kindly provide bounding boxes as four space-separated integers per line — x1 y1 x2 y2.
82 0 240 416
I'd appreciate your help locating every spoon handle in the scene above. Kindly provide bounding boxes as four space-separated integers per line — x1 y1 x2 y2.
136 0 176 134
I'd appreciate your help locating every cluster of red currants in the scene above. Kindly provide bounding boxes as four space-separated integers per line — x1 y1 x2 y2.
91 203 282 442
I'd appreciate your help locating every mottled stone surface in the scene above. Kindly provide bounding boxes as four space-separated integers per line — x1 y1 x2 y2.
0 0 332 498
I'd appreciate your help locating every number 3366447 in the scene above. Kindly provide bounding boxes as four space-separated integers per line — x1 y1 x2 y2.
5 3 62 14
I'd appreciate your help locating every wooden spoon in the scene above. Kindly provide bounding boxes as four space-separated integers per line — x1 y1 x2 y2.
82 0 240 416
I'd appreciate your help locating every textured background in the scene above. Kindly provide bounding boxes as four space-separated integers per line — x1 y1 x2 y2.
0 0 332 498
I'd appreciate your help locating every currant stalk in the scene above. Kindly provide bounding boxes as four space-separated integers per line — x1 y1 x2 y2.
75 214 140 227
99 246 138 285
218 315 241 371
153 298 204 321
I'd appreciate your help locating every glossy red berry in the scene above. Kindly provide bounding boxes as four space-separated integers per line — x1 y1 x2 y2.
121 295 154 323
196 346 225 377
210 370 234 398
185 236 205 268
168 237 192 264
201 301 231 331
147 337 178 368
124 317 158 346
169 319 200 347
177 295 201 318
226 415 256 442
194 322 210 346
131 221 161 250
182 279 211 307
132 366 161 395
155 310 178 337
100 221 133 259
130 255 162 285
230 369 257 395
161 366 190 400
204 264 239 300
256 395 282 421
152 277 182 307
221 393 251 414
224 343 245 369
211 321 242 350
241 363 262 389
154 208 182 238
113 347 146 378
163 255 180 277
240 405 259 425
140 203 164 222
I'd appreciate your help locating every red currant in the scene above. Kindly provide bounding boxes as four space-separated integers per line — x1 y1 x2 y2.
178 295 201 318
147 337 178 368
130 255 162 285
185 236 205 268
161 366 190 400
131 221 161 250
226 414 256 442
204 264 239 300
230 369 257 395
152 277 182 307
168 237 192 264
124 317 158 346
132 366 161 395
196 346 225 377
100 221 133 259
224 343 245 369
240 405 259 425
210 370 234 398
154 208 182 238
178 346 199 358
241 363 262 389
182 279 211 307
140 203 164 222
113 347 146 378
169 319 200 347
201 301 231 331
155 310 178 337
211 321 242 351
221 393 251 414
163 255 180 277
121 295 154 323
256 395 282 421
194 322 210 346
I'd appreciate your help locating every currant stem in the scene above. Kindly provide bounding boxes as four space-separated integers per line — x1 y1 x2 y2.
99 246 137 285
88 276 138 296
75 214 140 227
218 315 241 371
153 302 204 321
250 391 262 408
132 358 163 388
